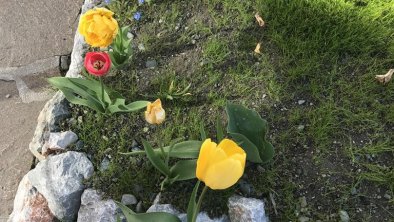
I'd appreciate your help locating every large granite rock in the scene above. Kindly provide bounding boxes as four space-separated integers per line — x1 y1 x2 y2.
227 195 268 222
7 175 54 222
29 91 70 160
28 151 93 221
77 189 118 222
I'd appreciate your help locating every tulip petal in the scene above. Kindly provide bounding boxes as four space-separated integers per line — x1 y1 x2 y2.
102 16 118 31
196 139 217 180
218 139 245 156
204 158 244 190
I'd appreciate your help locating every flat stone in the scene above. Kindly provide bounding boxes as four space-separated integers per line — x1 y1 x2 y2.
228 195 268 222
28 151 93 221
121 194 137 205
77 189 118 222
7 175 55 222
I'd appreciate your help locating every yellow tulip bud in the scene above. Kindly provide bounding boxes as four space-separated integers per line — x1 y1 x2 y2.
145 99 165 124
196 139 246 190
78 8 119 47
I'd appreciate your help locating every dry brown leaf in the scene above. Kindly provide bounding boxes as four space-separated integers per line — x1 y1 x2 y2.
375 69 393 84
254 43 261 54
255 13 265 27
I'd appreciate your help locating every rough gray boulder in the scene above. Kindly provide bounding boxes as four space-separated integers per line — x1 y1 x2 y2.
77 189 118 222
28 151 93 221
29 91 70 160
227 195 268 222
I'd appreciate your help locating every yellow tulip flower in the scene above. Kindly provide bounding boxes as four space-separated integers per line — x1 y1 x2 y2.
145 99 166 124
78 8 119 47
196 139 246 190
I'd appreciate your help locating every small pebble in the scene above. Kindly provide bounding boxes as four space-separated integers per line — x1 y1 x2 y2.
339 210 349 222
5 94 11 98
100 157 110 171
138 43 145 51
384 194 391 200
350 187 357 195
127 32 134 39
298 100 306 105
121 194 138 205
297 125 305 131
145 60 157 69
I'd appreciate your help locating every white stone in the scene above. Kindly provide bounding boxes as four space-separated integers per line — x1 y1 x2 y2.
227 195 268 222
298 100 306 105
47 131 78 150
7 175 54 222
28 151 94 221
77 189 118 222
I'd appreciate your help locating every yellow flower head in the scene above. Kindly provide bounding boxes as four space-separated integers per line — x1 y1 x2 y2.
196 139 246 190
78 8 119 47
145 99 165 124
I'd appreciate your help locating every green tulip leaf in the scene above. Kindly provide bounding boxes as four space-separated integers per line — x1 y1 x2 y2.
216 117 225 141
228 132 262 163
121 140 202 159
116 202 181 222
226 103 274 163
107 99 148 113
48 77 109 112
142 140 171 176
187 181 200 222
170 159 197 181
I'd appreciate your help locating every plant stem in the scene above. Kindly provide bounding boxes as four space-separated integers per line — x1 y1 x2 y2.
192 185 209 222
100 77 105 111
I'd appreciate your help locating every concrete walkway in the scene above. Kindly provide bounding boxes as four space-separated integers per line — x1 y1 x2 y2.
0 0 81 218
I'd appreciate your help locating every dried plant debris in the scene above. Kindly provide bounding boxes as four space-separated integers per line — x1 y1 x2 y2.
375 69 393 84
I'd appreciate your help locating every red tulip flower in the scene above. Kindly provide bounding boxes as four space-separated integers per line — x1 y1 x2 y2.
84 52 111 77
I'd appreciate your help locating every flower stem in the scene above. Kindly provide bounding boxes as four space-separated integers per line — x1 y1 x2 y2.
192 185 208 222
100 77 105 111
